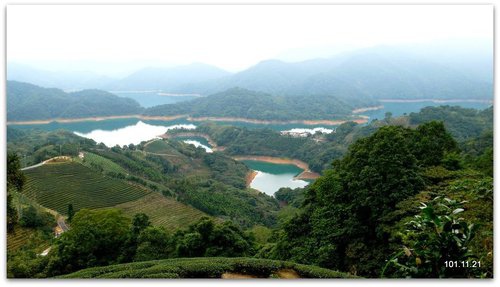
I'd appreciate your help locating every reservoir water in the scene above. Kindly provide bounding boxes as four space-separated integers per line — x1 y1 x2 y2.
362 101 492 121
112 91 201 108
241 160 309 195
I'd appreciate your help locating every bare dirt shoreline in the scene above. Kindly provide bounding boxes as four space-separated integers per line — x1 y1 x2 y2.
379 99 493 104
352 105 384 114
6 114 188 125
186 116 367 125
7 114 368 126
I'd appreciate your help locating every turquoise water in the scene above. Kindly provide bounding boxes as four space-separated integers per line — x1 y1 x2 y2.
241 160 309 195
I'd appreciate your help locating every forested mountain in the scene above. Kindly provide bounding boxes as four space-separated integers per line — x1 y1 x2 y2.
175 46 492 100
9 43 492 101
107 63 232 91
144 87 374 121
7 81 144 121
7 63 115 91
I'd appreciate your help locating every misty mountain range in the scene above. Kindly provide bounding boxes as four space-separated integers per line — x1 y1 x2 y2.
8 42 493 100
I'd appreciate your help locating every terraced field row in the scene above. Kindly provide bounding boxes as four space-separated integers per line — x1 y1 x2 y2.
110 193 209 230
80 152 128 174
7 227 36 251
60 257 358 279
23 162 149 214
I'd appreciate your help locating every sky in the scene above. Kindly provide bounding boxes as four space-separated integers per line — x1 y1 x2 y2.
7 4 493 75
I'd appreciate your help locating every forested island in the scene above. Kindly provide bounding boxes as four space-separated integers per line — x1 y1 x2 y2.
7 81 144 121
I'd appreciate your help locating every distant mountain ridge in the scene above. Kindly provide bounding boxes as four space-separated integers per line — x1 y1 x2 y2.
8 43 493 101
175 47 492 100
7 81 144 121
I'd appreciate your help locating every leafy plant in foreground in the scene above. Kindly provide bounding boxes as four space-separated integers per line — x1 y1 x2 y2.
384 196 480 278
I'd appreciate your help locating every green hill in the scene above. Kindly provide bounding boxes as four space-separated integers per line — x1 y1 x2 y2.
23 161 149 214
144 87 367 121
7 81 143 121
58 257 357 279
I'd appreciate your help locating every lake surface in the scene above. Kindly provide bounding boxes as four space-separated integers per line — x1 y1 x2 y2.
180 137 213 153
73 121 196 147
241 160 309 195
361 101 492 121
112 91 201 108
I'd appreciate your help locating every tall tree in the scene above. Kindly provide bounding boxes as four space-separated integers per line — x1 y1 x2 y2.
7 153 26 232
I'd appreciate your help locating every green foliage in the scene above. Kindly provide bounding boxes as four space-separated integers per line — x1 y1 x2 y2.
7 128 96 168
175 217 255 258
412 121 459 167
19 206 55 231
274 187 305 208
409 106 493 142
7 153 25 232
119 213 152 263
134 226 173 262
174 178 279 227
385 197 480 278
58 257 356 279
272 125 462 276
67 204 74 223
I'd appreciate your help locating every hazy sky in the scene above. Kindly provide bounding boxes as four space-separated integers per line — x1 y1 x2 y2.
7 4 493 74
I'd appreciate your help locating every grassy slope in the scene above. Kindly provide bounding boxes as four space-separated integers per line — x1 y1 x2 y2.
58 257 358 279
109 193 210 229
23 161 149 214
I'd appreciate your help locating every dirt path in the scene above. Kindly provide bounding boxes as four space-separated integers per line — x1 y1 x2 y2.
21 156 72 171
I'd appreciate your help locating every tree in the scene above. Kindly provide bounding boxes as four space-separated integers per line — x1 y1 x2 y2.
274 126 426 276
412 121 459 167
134 227 173 261
47 209 130 276
175 217 255 258
67 204 74 223
119 213 151 263
7 153 26 232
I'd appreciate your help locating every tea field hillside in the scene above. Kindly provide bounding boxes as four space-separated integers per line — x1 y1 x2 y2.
23 161 150 214
58 257 358 279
